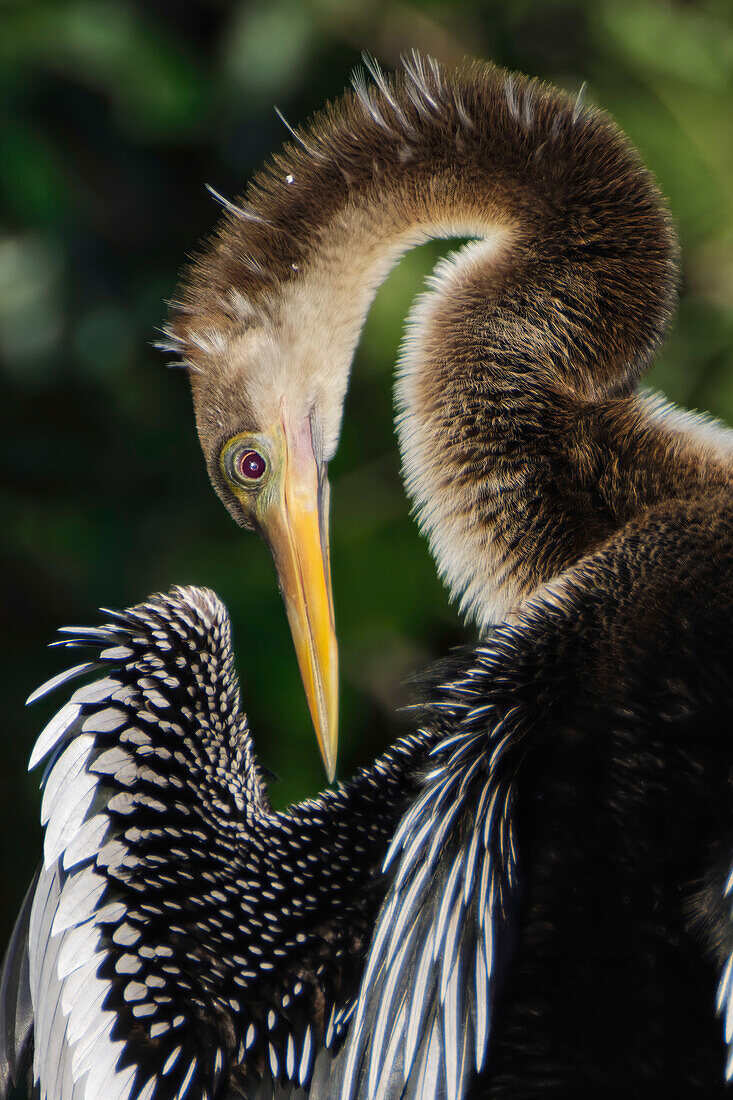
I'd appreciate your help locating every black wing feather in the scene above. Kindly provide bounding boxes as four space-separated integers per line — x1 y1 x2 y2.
0 871 38 1099
13 587 436 1100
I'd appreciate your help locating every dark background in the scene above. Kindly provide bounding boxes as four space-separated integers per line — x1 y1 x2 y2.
1 0 731 947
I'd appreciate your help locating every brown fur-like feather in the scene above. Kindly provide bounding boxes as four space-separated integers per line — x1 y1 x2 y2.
167 55 730 630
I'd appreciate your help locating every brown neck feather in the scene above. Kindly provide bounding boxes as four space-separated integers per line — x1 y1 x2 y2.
167 55 731 631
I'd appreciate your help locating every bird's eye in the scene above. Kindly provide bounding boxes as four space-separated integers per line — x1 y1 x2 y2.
221 435 272 492
236 450 267 480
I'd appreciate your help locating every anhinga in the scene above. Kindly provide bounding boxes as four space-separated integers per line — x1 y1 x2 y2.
3 53 733 1098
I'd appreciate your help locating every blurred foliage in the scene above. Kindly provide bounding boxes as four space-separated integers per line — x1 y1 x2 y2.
1 0 731 943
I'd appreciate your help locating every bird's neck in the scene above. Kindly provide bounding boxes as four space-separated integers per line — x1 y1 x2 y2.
172 60 732 631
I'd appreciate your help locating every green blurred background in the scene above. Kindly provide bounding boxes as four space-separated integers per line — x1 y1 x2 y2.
1 0 731 946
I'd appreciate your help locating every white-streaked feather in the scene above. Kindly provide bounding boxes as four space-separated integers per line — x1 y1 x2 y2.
55 922 100 982
338 732 517 1100
69 677 122 707
374 997 408 1100
718 955 733 1014
43 773 99 870
26 656 164 1098
367 914 421 1096
26 664 99 706
411 1009 442 1100
432 855 463 965
29 703 82 770
718 946 733 1072
40 736 95 825
473 936 489 1071
439 894 465 1003
442 940 463 1100
61 814 111 873
298 1024 313 1088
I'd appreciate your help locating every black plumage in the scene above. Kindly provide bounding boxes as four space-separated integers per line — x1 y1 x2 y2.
3 53 733 1100
341 497 733 1097
0 587 442 1098
4 519 733 1097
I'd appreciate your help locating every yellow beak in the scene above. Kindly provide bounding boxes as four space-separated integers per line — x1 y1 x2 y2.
255 432 338 781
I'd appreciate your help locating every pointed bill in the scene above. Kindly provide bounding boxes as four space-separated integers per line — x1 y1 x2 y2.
257 432 339 781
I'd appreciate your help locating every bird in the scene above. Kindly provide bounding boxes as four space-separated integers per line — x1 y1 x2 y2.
156 49 733 1094
3 51 733 1099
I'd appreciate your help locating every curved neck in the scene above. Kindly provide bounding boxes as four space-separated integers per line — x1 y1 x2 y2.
171 57 691 630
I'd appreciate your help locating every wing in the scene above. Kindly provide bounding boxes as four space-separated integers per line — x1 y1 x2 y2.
17 586 434 1100
334 492 733 1097
703 849 733 1083
332 693 522 1100
716 872 733 1081
0 872 38 1099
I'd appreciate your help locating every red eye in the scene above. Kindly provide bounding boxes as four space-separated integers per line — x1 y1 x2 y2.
237 449 267 480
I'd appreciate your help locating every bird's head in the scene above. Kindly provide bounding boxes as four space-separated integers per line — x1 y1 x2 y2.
163 87 404 784
178 296 347 783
